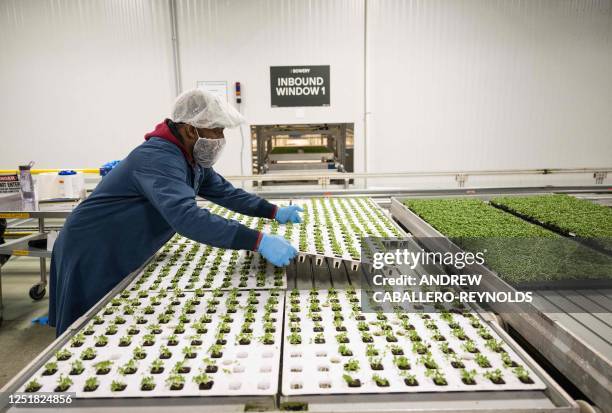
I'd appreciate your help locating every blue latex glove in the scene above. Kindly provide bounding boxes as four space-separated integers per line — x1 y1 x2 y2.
100 160 121 177
258 233 298 266
275 205 303 224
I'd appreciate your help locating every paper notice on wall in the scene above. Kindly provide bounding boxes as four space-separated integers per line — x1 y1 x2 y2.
196 81 229 102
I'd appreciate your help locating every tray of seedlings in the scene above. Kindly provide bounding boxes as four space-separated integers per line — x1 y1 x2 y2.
290 198 404 270
489 194 612 254
206 197 405 271
127 235 285 292
281 287 544 396
18 288 283 398
391 198 611 289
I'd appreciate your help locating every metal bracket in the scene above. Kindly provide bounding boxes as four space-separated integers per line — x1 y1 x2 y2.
593 171 607 184
455 173 468 188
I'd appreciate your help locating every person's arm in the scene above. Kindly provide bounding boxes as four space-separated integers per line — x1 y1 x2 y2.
198 168 277 219
132 150 261 251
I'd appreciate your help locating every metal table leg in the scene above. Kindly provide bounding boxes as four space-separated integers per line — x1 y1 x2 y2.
0 219 4 324
39 217 47 285
0 263 3 324
28 217 47 301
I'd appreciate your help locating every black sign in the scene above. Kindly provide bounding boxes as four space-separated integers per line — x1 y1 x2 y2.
270 65 330 107
0 174 20 194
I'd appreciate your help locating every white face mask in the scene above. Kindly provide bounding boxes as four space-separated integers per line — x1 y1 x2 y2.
193 129 226 168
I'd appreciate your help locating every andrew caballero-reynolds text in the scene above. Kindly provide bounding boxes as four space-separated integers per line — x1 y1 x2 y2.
368 249 532 304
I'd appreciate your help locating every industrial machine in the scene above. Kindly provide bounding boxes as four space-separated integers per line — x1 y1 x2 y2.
251 123 354 185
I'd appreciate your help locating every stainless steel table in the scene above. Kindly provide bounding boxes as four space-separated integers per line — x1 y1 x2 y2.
0 193 76 323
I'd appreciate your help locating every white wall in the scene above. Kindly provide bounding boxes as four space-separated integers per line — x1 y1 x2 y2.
366 0 612 176
1 0 611 186
176 0 364 175
0 0 175 169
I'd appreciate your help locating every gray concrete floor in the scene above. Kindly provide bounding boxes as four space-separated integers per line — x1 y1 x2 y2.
0 257 55 388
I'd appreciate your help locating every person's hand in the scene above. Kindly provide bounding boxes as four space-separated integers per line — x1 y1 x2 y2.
275 205 303 224
258 234 298 266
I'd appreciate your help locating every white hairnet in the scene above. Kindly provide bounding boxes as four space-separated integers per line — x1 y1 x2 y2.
171 89 245 129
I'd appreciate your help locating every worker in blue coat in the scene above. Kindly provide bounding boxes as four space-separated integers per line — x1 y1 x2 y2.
49 89 302 336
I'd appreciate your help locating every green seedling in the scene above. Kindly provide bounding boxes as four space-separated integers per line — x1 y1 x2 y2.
119 359 138 375
84 377 99 392
365 344 379 357
402 371 418 386
55 374 73 392
426 369 447 385
95 335 109 347
43 362 58 376
287 332 302 345
110 380 127 392
133 346 147 360
461 340 479 353
394 355 410 370
140 376 155 391
71 333 85 347
55 349 71 361
25 379 42 392
94 360 113 375
150 359 164 374
70 360 84 375
372 374 389 387
484 368 505 384
344 358 360 372
419 354 439 370
166 374 185 390
209 344 223 358
193 372 214 390
475 354 491 368
412 341 428 355
338 344 353 356
513 366 533 384
485 339 504 353
460 369 477 385
342 374 361 388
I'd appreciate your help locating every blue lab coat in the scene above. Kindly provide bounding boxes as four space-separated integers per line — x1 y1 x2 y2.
49 128 275 335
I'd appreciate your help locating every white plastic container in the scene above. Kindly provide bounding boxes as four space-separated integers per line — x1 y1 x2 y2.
36 172 86 200
35 173 61 200
58 172 86 199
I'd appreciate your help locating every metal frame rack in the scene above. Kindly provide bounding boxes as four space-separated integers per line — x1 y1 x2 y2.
251 123 352 179
389 197 611 413
0 193 75 323
0 197 579 413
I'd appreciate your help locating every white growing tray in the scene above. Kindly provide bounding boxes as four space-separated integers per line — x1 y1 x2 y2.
282 289 545 396
20 289 284 398
208 197 405 269
127 235 286 292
